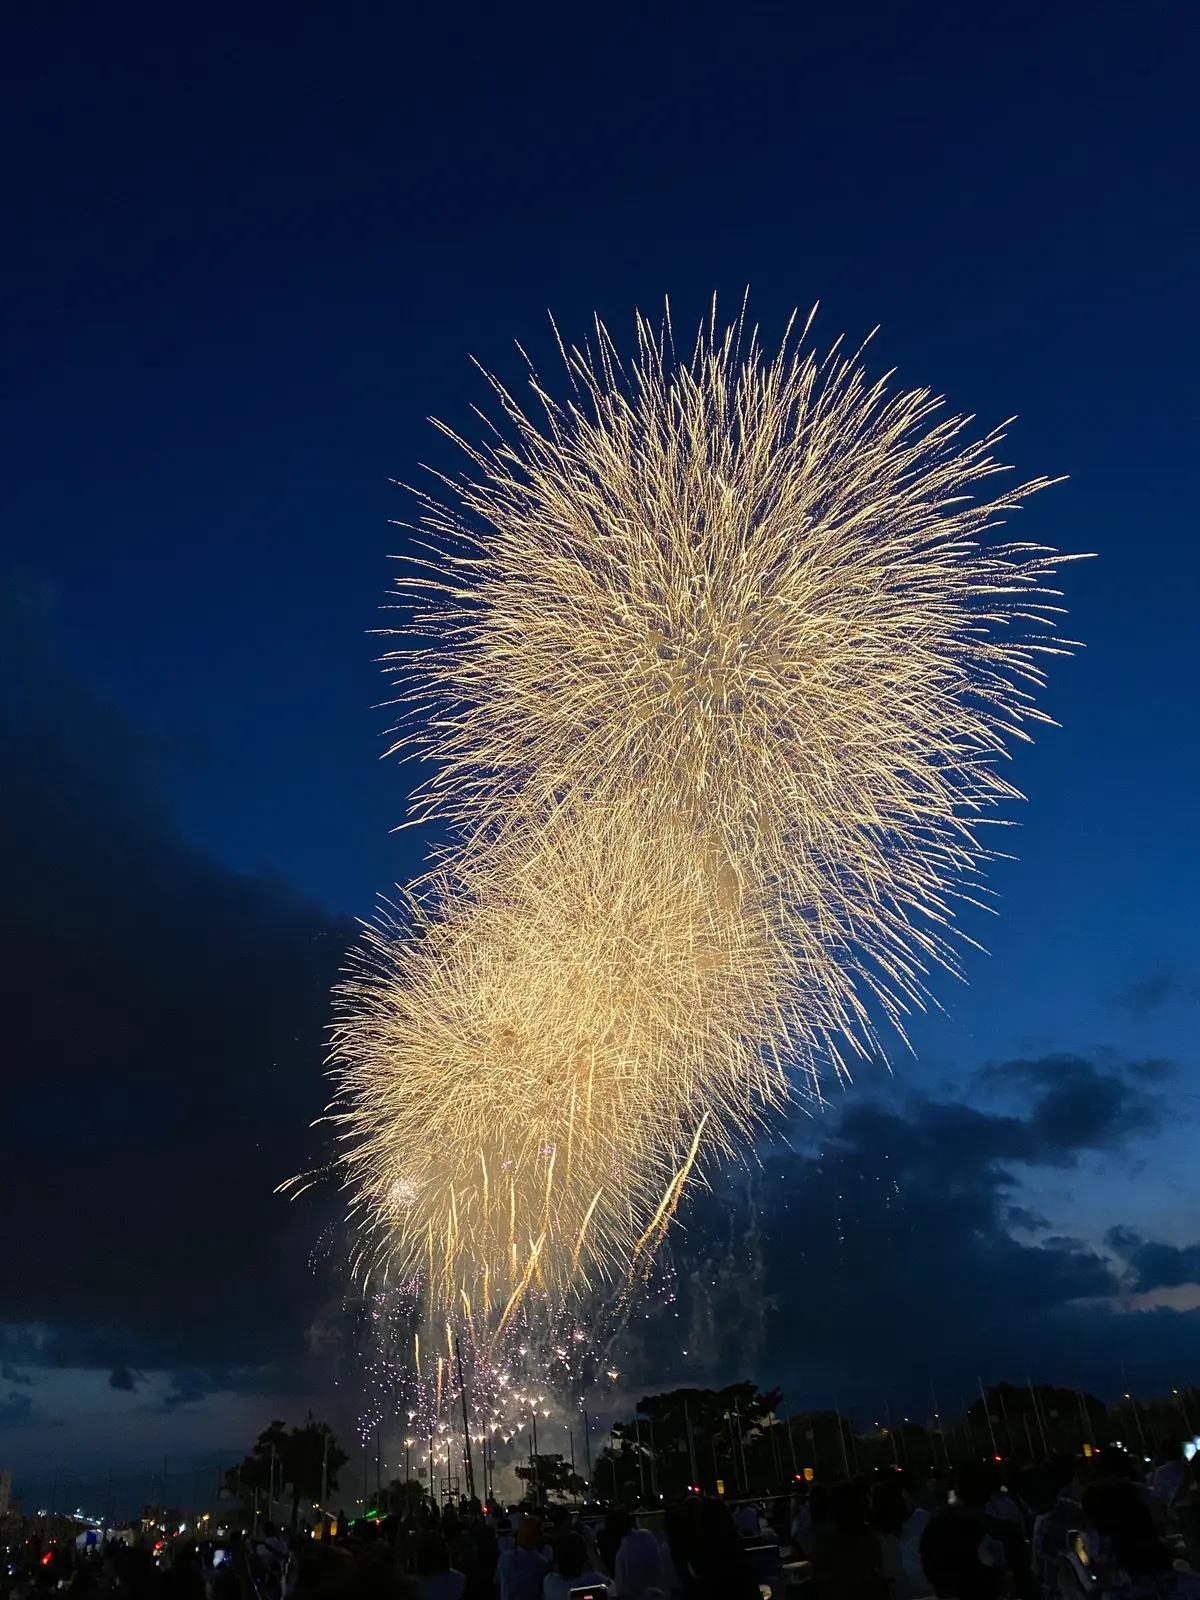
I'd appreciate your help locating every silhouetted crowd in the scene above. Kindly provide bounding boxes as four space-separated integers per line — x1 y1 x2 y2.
5 1434 1200 1600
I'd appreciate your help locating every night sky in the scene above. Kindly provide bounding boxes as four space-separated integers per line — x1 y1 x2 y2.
3 0 1199 1490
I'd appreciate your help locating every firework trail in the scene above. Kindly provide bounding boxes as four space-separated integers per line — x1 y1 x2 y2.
327 301 1074 1336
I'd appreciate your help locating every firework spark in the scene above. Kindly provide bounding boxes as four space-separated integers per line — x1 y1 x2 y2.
329 302 1074 1328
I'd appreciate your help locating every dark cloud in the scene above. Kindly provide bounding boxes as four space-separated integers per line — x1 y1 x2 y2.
162 1368 214 1409
0 1391 35 1430
653 1055 1192 1411
978 1053 1166 1153
1107 1227 1200 1292
0 574 354 1382
1115 971 1200 1018
108 1367 137 1391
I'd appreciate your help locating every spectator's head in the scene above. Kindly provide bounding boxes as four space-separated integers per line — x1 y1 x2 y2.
952 1461 995 1513
515 1515 544 1552
604 1507 632 1542
869 1475 909 1538
413 1533 450 1577
552 1532 588 1581
1159 1435 1182 1463
828 1479 869 1533
1083 1478 1170 1578
807 1483 833 1523
919 1509 1000 1600
615 1528 661 1595
694 1496 741 1553
1046 1453 1080 1500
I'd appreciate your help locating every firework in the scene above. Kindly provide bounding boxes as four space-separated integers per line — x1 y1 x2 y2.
331 800 798 1322
329 302 1073 1329
385 306 1071 1052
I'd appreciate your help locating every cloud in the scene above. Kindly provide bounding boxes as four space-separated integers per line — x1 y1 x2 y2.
1115 971 1200 1018
651 1054 1193 1410
108 1367 137 1391
0 574 354 1393
0 1391 35 1430
977 1052 1166 1154
1107 1227 1200 1293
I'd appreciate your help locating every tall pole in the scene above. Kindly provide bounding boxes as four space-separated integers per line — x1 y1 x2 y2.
833 1396 851 1479
1027 1375 1050 1459
635 1416 647 1502
1175 1386 1196 1438
883 1402 900 1467
454 1338 476 1501
931 1386 950 1470
583 1410 592 1478
1074 1378 1096 1448
997 1387 1017 1459
1123 1370 1150 1459
429 1434 435 1506
684 1401 698 1487
978 1379 999 1457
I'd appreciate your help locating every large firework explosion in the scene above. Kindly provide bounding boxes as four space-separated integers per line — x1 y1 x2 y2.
328 301 1073 1349
331 801 797 1322
386 307 1070 1053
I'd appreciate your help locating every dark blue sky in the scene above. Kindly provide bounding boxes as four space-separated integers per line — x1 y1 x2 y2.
2 0 1199 1476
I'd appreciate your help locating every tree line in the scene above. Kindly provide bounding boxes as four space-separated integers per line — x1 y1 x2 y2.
218 1378 1200 1523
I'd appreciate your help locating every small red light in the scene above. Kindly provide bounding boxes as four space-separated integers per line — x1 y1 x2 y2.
41 1554 53 1567
993 1454 1002 1462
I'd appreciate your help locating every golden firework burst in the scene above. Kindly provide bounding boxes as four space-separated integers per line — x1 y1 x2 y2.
331 801 799 1324
329 302 1074 1325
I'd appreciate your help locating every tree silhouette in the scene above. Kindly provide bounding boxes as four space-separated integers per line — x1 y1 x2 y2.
223 1415 348 1530
597 1382 783 1498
